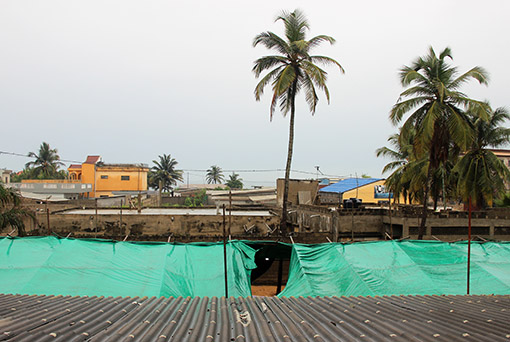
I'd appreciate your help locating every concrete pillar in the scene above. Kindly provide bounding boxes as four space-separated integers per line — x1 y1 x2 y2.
426 223 432 237
402 218 409 237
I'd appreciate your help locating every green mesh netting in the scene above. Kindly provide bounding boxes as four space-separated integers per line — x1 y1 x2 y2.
279 240 510 297
0 237 256 298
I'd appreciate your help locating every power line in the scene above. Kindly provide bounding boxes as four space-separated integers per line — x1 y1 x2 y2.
1 150 349 178
0 150 82 164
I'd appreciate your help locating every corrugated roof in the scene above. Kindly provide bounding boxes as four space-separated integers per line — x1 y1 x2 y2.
319 177 382 194
0 293 508 341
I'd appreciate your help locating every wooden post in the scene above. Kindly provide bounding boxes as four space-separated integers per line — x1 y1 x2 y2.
95 198 98 238
158 180 163 207
228 190 232 239
222 204 228 298
45 202 50 235
137 193 142 213
389 199 393 239
120 199 123 238
467 197 472 295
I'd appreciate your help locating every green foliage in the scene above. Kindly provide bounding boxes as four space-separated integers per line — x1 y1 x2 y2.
206 166 224 184
253 9 344 119
495 193 510 207
382 47 508 211
149 154 183 191
25 142 65 179
0 183 30 236
225 172 243 189
11 168 67 182
184 189 208 207
454 106 510 207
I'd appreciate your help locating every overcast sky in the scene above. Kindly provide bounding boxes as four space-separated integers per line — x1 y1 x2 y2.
1 0 509 187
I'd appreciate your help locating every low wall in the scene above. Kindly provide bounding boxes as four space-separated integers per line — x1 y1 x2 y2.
18 210 279 242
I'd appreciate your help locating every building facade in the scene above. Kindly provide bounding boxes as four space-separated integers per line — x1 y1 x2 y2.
68 156 148 198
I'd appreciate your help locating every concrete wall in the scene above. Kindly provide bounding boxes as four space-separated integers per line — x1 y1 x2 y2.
16 211 280 242
276 179 319 207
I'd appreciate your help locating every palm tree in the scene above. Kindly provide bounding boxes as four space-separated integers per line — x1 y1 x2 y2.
226 172 243 189
206 165 224 184
25 142 64 178
0 183 30 236
253 9 343 232
376 129 416 204
390 46 489 239
455 106 510 208
150 154 183 192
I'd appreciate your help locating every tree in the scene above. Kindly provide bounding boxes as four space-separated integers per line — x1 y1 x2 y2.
253 9 343 232
149 154 183 192
455 106 510 208
0 183 30 236
226 172 243 189
376 128 417 204
25 142 65 179
390 46 489 239
206 165 224 184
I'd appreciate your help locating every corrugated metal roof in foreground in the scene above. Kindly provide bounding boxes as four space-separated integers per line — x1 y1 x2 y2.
0 294 509 341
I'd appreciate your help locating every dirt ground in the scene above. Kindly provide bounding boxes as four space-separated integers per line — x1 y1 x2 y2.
251 285 285 296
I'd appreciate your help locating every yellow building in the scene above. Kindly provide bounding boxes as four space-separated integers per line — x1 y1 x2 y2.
319 178 391 205
68 156 149 198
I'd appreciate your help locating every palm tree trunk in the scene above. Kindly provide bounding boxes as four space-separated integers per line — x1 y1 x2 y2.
281 83 297 233
418 165 433 240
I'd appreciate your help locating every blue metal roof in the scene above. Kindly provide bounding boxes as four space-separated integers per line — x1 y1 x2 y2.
319 178 382 194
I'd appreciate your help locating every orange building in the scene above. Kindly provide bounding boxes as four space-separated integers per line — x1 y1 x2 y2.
68 156 149 198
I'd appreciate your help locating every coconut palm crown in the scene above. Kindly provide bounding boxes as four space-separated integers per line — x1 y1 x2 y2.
390 46 489 239
150 154 183 192
253 9 343 232
25 142 64 178
206 165 224 184
455 106 510 207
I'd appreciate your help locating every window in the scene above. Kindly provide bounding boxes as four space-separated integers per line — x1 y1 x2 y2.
121 175 130 181
100 175 108 179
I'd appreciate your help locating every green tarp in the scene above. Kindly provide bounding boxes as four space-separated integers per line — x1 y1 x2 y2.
0 237 256 298
279 240 510 297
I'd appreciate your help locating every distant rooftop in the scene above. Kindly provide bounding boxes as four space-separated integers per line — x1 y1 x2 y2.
319 177 382 194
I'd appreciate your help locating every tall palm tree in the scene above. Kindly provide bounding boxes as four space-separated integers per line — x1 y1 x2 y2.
253 9 343 232
206 165 224 184
455 106 510 208
150 154 183 192
25 142 64 178
0 183 30 236
390 46 489 239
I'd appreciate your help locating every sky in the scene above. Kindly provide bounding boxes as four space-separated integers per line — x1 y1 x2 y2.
1 0 509 188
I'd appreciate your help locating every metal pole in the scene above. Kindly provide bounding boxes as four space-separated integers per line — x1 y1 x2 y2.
222 204 228 298
228 190 232 239
467 197 472 295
